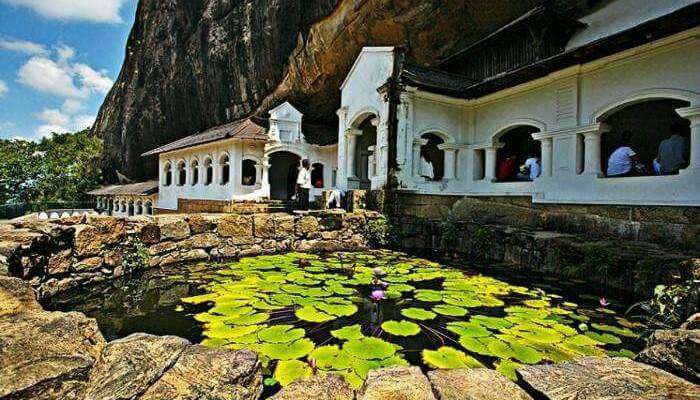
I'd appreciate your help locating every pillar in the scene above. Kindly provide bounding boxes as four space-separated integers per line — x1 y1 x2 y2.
345 129 362 179
261 156 271 198
438 144 457 180
412 138 428 177
484 146 498 181
677 106 700 171
367 145 376 178
582 124 608 177
539 137 553 178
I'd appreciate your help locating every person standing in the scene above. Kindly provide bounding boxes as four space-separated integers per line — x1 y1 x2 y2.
296 159 312 210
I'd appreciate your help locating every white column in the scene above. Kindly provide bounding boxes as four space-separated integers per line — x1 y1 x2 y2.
345 129 362 179
367 145 376 178
260 156 271 198
484 146 498 182
412 138 428 177
438 144 457 180
539 137 553 178
582 124 608 177
677 106 700 171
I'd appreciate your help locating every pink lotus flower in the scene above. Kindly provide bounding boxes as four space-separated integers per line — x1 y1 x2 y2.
599 297 609 308
380 281 389 289
370 290 386 302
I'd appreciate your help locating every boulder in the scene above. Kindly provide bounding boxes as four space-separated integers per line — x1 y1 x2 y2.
0 276 42 317
270 373 352 400
428 368 532 400
297 216 319 236
158 217 191 241
0 310 105 399
253 214 276 238
681 313 700 330
86 215 126 245
73 225 102 257
149 241 178 256
635 328 700 382
517 356 700 400
72 257 104 273
138 222 162 244
185 233 221 249
358 366 437 400
84 333 189 400
140 346 262 400
218 214 253 237
47 249 73 275
188 215 216 234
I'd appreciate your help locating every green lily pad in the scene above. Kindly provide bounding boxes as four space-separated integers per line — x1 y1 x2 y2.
584 331 622 345
432 304 467 316
224 313 269 326
401 307 437 321
458 336 492 356
415 291 442 302
257 325 305 344
295 306 336 323
260 338 315 360
447 322 490 338
470 315 513 330
315 302 358 317
509 341 542 364
204 323 261 339
381 320 421 336
344 337 396 360
331 324 364 341
422 346 484 369
273 360 312 386
495 359 522 381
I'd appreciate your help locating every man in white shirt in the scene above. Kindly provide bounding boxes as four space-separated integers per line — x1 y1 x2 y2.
607 131 641 177
296 159 312 209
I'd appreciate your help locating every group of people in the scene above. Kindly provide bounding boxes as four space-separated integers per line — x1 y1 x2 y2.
606 124 689 177
497 153 542 182
295 159 344 210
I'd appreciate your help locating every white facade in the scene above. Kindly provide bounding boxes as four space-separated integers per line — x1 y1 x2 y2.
337 17 700 206
156 102 338 210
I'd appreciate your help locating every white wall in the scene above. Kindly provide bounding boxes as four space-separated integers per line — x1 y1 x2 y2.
340 27 700 206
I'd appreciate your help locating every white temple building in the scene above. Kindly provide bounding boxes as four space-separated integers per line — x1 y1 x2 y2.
336 0 700 206
140 102 337 213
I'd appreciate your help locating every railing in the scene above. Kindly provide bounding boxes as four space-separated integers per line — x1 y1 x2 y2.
0 201 96 220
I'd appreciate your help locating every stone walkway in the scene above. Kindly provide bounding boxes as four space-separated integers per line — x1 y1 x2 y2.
2 275 699 399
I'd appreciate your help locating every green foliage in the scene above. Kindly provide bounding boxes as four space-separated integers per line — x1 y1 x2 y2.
381 320 421 336
627 281 698 330
440 216 460 247
363 216 391 248
0 130 103 205
422 346 483 369
273 360 312 386
121 239 150 272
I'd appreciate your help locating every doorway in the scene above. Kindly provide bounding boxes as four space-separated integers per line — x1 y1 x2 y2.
269 151 301 200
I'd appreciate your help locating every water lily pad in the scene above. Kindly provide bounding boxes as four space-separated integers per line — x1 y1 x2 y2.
509 341 542 364
257 325 305 344
432 304 467 316
590 323 637 338
401 307 436 321
309 345 343 370
415 291 442 302
584 331 622 345
315 302 358 317
273 359 312 386
295 306 336 323
381 320 421 336
331 324 364 341
181 293 218 304
470 315 512 330
422 346 483 369
344 337 396 360
495 359 522 381
447 321 490 338
204 323 260 339
224 313 269 326
261 338 315 360
458 336 492 356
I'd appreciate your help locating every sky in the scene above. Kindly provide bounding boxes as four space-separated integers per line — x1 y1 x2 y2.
0 0 138 141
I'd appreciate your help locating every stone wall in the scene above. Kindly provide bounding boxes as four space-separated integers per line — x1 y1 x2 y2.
0 210 381 299
388 193 699 295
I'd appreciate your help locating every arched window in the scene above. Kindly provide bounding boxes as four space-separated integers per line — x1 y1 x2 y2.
495 126 541 182
190 159 199 186
163 162 172 186
242 159 257 186
128 201 135 217
204 157 213 185
419 133 445 181
219 154 230 185
135 201 143 215
120 200 126 213
145 201 153 216
311 163 324 188
176 160 186 186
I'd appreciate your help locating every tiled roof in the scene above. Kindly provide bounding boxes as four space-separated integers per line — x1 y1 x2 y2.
88 180 159 196
142 116 269 156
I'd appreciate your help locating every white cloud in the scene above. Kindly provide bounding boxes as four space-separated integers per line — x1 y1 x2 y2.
37 108 71 127
61 98 84 114
34 108 95 138
1 0 128 23
18 56 88 99
73 64 114 94
56 44 75 64
73 114 96 130
0 80 8 98
36 124 71 139
0 38 48 55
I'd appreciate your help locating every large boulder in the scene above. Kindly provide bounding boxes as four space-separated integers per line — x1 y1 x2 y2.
358 366 436 400
428 368 532 400
517 356 699 399
269 373 353 400
0 276 42 317
218 214 253 237
74 225 102 257
140 346 262 400
158 217 191 241
0 310 105 399
635 328 700 382
83 333 190 400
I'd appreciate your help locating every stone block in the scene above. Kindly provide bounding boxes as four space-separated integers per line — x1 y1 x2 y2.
158 217 190 241
149 241 177 256
188 215 217 234
270 373 352 400
428 368 532 400
297 216 319 237
185 233 221 249
275 215 295 238
253 214 275 238
635 328 700 382
86 215 126 245
138 223 161 245
47 249 73 275
74 224 102 257
358 366 436 400
72 257 103 273
218 214 253 237
0 276 42 317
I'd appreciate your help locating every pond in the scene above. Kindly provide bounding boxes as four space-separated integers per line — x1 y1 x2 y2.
47 250 646 393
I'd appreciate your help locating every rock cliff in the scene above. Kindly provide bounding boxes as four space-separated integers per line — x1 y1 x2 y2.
93 0 573 180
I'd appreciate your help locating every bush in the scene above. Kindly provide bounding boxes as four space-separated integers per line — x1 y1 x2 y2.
364 216 402 248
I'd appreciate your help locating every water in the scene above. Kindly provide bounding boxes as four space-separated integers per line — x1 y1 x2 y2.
47 250 646 391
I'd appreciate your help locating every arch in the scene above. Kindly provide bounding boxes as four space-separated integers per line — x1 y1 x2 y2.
135 200 143 215
203 156 214 185
268 151 301 200
176 159 187 186
311 162 325 188
144 201 153 216
415 127 455 144
128 200 135 217
189 158 200 186
418 132 446 181
241 155 260 186
490 119 547 142
163 162 173 186
592 88 700 123
266 145 305 160
348 106 380 129
218 153 230 185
